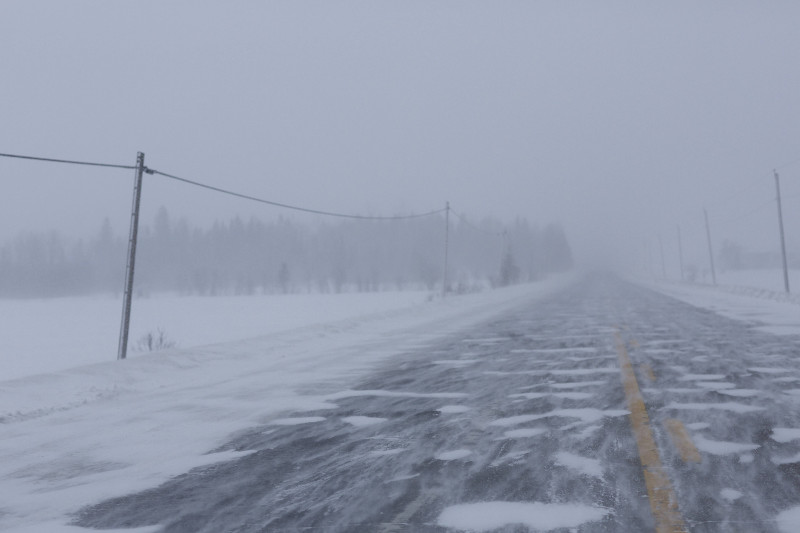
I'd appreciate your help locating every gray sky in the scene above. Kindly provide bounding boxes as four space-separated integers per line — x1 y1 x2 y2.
2 1 799 272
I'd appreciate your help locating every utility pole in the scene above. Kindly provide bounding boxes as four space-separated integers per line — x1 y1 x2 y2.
442 202 450 297
118 152 146 360
774 170 791 293
703 208 717 286
677 225 685 282
658 234 667 279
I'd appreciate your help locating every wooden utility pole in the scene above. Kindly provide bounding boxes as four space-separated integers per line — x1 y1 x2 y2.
703 208 717 286
442 201 450 297
774 170 791 293
658 234 667 279
677 225 685 281
118 152 145 360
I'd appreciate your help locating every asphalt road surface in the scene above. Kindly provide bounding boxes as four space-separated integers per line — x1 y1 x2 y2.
76 274 800 532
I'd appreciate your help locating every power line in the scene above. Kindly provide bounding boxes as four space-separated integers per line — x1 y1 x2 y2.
151 169 446 220
0 150 445 220
0 151 136 170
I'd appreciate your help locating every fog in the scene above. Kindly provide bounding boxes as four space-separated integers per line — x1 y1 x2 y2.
2 1 799 281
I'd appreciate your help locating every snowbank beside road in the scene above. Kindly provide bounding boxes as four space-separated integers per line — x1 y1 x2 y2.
0 276 574 532
715 268 800 294
1 290 433 382
645 278 800 336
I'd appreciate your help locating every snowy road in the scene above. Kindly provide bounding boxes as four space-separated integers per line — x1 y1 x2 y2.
69 275 800 531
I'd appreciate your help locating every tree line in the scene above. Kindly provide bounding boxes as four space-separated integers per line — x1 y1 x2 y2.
0 207 573 298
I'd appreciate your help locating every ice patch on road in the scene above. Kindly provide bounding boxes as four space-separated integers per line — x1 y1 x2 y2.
342 416 386 427
509 392 594 401
555 451 603 478
270 416 326 426
666 402 765 413
435 449 472 461
433 359 478 366
645 339 686 346
462 337 506 344
326 389 467 400
504 428 547 439
490 450 529 467
490 408 629 427
565 355 616 362
551 392 594 400
679 374 726 381
508 392 548 400
776 506 800 533
485 368 618 378
512 347 597 354
368 449 404 457
490 414 543 427
4 524 162 533
437 501 609 531
773 453 800 465
718 389 760 398
695 381 736 390
550 380 607 389
772 428 800 443
748 367 792 374
720 488 743 502
437 405 471 414
575 424 602 439
694 435 760 455
550 368 618 376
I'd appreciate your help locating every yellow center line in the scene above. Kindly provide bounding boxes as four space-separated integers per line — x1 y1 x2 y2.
641 363 656 382
665 419 702 463
615 333 689 533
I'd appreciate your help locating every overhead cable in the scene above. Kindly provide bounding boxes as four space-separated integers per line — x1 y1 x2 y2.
0 152 136 170
151 169 446 220
0 150 445 220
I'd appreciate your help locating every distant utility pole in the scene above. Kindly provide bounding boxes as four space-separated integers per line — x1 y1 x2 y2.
442 201 450 297
774 170 791 293
658 234 666 279
677 225 685 282
703 208 717 286
118 152 146 360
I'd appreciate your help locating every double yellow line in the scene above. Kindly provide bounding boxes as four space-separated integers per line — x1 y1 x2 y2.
615 332 691 533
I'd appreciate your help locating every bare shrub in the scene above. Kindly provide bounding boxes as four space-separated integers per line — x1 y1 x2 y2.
134 328 177 352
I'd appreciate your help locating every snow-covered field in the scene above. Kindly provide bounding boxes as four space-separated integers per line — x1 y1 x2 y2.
714 268 800 294
0 278 575 532
1 290 437 382
648 268 800 337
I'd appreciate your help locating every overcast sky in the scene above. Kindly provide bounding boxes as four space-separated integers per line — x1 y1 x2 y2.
2 1 799 272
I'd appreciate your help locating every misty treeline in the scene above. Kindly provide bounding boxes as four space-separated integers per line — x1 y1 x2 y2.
0 207 573 298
